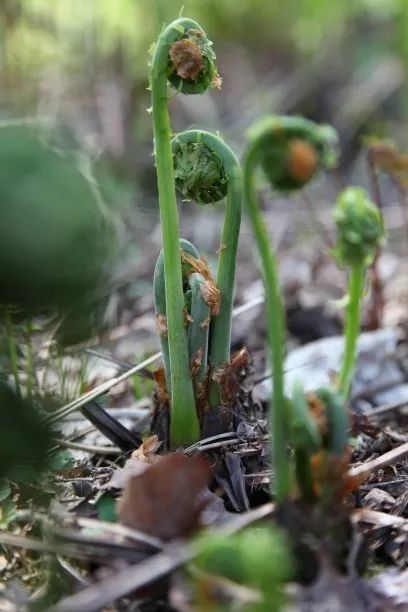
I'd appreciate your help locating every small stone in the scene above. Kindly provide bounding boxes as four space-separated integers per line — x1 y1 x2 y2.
364 488 396 512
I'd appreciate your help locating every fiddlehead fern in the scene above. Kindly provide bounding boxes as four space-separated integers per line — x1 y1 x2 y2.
154 239 200 399
154 239 216 416
172 129 242 408
187 272 211 385
242 115 338 502
150 18 220 447
333 187 385 399
290 383 350 505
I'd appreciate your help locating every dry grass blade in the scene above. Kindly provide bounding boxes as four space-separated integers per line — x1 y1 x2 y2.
42 352 161 425
0 531 143 563
41 295 267 426
53 438 122 455
46 503 275 612
352 508 408 529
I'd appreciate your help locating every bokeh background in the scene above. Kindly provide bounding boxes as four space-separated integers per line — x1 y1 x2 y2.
0 0 407 360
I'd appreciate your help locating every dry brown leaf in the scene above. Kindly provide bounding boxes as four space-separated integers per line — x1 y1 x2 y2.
131 434 161 463
118 453 211 540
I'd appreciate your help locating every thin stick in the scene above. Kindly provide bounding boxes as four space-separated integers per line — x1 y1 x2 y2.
41 352 161 425
347 441 408 480
0 532 123 562
352 507 407 528
53 439 122 455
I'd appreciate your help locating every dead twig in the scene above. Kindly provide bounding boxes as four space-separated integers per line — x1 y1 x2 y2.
352 507 408 529
53 438 122 455
348 441 408 481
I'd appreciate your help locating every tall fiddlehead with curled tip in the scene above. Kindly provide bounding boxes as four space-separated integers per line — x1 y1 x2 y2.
333 187 385 400
150 18 220 447
171 129 242 407
242 116 338 502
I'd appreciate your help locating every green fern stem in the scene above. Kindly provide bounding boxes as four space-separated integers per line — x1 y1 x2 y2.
243 146 290 502
338 263 365 399
171 129 242 407
242 116 338 502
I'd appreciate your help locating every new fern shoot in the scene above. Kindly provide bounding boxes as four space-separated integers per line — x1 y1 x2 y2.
333 187 385 399
172 130 242 408
242 116 338 501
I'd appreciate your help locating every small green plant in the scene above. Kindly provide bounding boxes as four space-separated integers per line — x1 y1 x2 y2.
154 238 211 398
333 187 385 399
290 382 349 505
192 526 292 611
150 18 221 447
242 116 338 501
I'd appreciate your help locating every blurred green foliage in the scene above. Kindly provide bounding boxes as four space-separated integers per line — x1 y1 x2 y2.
0 125 113 311
193 526 292 610
0 0 406 93
0 381 52 480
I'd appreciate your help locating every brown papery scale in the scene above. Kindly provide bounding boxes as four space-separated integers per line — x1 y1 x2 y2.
287 139 318 183
169 38 203 80
181 250 213 281
153 366 169 404
307 391 328 437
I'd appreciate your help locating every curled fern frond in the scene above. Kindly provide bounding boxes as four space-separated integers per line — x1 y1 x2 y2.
242 115 338 501
172 129 242 407
333 187 385 267
167 26 220 94
247 116 338 191
173 140 228 204
151 19 220 96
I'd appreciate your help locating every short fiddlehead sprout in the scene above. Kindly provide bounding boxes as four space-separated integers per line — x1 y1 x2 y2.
154 239 219 437
150 18 220 447
333 187 385 399
187 272 211 385
242 116 338 502
172 129 242 407
154 239 200 397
